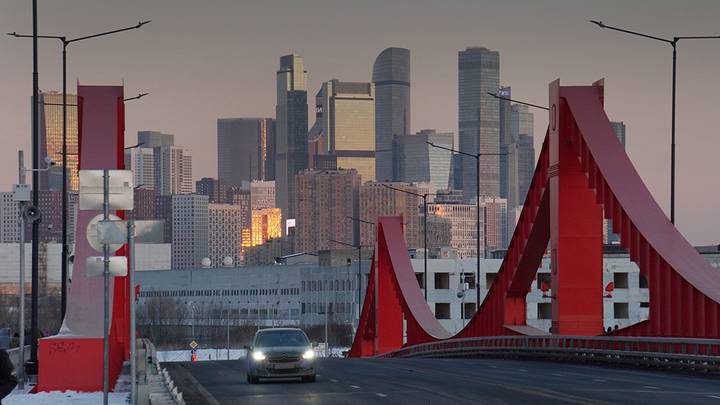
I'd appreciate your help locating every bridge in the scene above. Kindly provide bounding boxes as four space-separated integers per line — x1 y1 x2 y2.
156 79 720 404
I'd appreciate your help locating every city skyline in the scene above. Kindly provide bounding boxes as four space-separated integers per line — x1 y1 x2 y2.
1 0 719 244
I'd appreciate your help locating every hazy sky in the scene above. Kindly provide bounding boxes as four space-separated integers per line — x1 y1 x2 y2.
1 0 719 244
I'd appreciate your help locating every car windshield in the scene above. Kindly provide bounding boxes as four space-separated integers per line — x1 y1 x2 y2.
254 330 309 348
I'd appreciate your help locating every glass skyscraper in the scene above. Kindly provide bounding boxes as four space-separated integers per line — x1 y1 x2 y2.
372 47 410 182
217 118 275 187
38 91 79 191
458 47 500 200
276 54 309 225
393 129 453 192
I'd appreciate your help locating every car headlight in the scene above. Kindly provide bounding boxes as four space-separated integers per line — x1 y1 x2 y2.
302 349 315 360
252 351 266 361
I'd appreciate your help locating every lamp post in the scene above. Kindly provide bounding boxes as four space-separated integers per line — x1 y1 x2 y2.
381 184 434 301
589 20 720 225
329 238 371 321
7 20 151 326
425 142 507 307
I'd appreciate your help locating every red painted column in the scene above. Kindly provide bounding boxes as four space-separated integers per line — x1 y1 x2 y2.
374 221 404 354
548 80 604 336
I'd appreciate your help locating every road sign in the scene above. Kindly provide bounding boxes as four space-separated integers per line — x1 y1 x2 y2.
79 170 134 210
189 340 198 350
86 214 123 253
97 220 128 245
86 256 128 277
12 184 30 202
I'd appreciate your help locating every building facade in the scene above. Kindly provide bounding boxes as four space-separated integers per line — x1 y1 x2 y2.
311 80 376 183
125 147 155 190
359 182 421 249
393 129 453 191
154 146 193 196
208 203 242 268
251 208 282 247
372 47 410 182
171 194 209 269
217 118 275 187
196 177 232 203
250 180 276 210
38 91 79 191
458 47 500 199
276 54 309 228
295 169 360 253
482 196 508 254
427 201 481 258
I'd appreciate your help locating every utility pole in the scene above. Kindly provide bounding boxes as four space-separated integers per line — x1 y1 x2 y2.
17 151 27 389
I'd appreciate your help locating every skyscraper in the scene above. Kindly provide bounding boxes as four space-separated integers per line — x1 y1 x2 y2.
458 47 500 199
294 169 360 253
217 118 276 187
482 196 508 253
508 104 535 208
196 177 232 203
154 146 193 196
38 91 79 191
276 54 309 228
125 147 155 190
393 129 454 191
310 79 376 183
208 203 242 267
499 86 512 203
171 194 208 269
137 130 174 148
250 180 276 210
372 47 410 182
427 201 481 258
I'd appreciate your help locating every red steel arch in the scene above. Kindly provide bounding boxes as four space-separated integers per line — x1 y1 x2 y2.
349 79 720 358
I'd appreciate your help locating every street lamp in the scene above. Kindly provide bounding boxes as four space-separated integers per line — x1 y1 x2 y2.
487 92 549 111
329 238 371 321
425 142 507 307
589 20 720 224
7 20 151 335
381 184 435 300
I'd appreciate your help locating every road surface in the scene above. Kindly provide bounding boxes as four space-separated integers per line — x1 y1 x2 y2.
164 357 720 404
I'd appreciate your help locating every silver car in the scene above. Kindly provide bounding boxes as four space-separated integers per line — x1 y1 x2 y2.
245 328 316 384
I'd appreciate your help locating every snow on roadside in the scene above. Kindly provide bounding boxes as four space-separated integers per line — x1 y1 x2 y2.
6 388 129 405
157 348 247 362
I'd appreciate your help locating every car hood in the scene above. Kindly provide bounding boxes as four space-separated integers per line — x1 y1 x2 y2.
255 346 309 355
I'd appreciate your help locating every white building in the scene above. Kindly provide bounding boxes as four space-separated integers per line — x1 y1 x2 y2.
171 195 208 269
250 180 276 210
208 203 242 268
155 146 193 196
0 192 19 243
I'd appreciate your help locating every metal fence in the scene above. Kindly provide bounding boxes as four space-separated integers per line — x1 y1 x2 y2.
377 336 720 371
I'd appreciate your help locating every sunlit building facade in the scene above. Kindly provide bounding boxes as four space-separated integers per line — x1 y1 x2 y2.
311 80 376 183
359 182 420 249
39 91 79 191
427 201 481 258
251 208 282 247
250 180 276 210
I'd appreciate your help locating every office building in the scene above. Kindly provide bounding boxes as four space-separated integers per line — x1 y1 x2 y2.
171 194 208 269
427 201 481 258
125 147 155 190
196 177 232 203
458 47 500 199
154 146 193 196
138 130 174 148
250 180 276 210
482 196 508 253
359 182 420 249
38 91 79 191
310 79 376 183
295 169 360 253
127 188 156 221
276 54 309 228
208 203 243 268
0 193 19 243
499 87 512 204
393 129 453 191
217 118 276 187
251 208 282 247
372 47 411 181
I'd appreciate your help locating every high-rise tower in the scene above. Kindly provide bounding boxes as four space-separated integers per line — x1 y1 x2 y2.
372 47 410 182
276 54 309 229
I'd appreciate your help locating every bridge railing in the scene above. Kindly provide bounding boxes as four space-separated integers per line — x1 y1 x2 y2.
376 336 720 371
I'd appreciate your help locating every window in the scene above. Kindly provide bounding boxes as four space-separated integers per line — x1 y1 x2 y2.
486 272 498 287
536 273 551 289
537 303 552 319
463 303 476 319
640 302 649 308
614 273 629 289
614 302 629 319
434 273 450 290
639 274 648 289
416 273 424 289
434 303 451 319
462 273 476 289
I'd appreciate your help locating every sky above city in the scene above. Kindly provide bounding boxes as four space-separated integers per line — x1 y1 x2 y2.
1 0 719 244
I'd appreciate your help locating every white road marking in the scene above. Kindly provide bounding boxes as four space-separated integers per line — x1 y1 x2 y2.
593 379 606 383
376 393 388 398
551 373 564 377
643 386 661 390
351 385 360 389
488 365 497 368
708 395 720 399
330 379 339 383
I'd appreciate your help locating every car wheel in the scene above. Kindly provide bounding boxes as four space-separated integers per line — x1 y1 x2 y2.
302 374 316 383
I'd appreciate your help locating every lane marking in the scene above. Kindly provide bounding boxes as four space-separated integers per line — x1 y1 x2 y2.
351 385 360 389
488 365 497 368
708 395 720 399
552 373 564 377
330 379 339 383
643 386 661 390
593 379 606 383
376 393 387 398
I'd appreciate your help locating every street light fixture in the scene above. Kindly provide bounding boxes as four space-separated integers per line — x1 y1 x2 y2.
487 92 549 111
589 20 720 224
381 184 435 300
425 141 508 307
7 20 151 348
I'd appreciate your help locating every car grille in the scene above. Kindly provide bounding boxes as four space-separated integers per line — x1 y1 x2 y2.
268 353 302 363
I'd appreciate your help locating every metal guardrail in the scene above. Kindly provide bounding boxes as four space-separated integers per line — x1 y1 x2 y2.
7 345 30 372
377 336 720 371
145 338 186 405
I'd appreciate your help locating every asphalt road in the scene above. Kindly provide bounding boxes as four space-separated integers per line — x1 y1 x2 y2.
164 357 720 405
